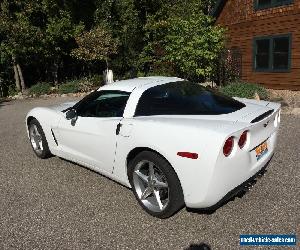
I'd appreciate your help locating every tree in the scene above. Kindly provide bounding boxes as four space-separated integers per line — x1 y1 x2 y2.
94 0 143 76
139 0 225 81
42 9 84 84
163 14 224 80
0 0 85 91
0 0 43 92
71 25 118 70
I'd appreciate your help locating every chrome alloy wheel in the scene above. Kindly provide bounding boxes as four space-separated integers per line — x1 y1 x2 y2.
29 124 43 155
133 160 169 212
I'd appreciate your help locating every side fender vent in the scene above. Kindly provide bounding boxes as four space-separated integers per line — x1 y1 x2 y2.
51 129 58 146
251 109 274 123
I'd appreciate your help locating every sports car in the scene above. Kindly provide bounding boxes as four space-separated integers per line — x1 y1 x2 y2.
26 77 281 218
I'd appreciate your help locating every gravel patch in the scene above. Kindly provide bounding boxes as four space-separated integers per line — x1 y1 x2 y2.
268 89 300 115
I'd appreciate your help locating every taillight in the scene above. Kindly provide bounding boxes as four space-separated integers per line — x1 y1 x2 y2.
238 131 248 149
223 137 234 157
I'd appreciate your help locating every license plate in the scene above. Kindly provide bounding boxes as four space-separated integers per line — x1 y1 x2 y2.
255 141 268 161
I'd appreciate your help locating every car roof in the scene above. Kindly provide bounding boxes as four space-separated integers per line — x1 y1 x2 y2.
98 76 184 92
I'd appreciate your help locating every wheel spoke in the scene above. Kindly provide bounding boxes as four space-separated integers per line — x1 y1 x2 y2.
38 141 43 150
33 125 39 136
154 180 168 189
148 162 155 180
34 136 40 148
134 170 149 184
154 190 163 210
141 187 153 200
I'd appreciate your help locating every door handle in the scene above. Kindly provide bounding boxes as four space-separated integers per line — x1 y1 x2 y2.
116 123 122 135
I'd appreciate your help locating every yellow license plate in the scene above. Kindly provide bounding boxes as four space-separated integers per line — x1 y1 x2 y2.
255 141 268 161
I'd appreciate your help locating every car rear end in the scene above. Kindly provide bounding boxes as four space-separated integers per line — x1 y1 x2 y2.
187 101 281 209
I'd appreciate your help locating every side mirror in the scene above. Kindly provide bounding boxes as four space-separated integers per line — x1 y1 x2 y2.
66 109 77 120
66 109 78 126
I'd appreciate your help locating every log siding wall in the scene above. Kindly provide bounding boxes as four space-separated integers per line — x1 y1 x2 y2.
216 0 300 90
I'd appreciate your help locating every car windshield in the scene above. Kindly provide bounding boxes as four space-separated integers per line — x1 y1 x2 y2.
135 81 246 116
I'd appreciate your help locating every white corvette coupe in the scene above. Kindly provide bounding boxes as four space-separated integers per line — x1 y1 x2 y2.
26 77 281 218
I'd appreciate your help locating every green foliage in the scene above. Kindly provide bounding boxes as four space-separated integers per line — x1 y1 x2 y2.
43 10 84 58
0 0 85 92
71 25 118 64
164 15 224 79
8 85 18 96
140 0 225 81
78 75 104 92
28 82 52 96
85 75 103 87
0 1 42 60
0 0 222 96
95 0 142 74
220 81 269 100
58 81 80 94
27 75 103 96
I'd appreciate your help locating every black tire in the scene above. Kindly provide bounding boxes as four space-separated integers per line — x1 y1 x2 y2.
128 151 184 219
28 119 52 159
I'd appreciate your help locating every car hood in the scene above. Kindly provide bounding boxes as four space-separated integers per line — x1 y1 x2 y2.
48 101 77 112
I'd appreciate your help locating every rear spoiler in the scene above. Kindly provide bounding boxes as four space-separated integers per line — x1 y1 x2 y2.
251 109 274 123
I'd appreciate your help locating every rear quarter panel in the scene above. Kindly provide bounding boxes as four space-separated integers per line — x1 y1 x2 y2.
113 117 239 204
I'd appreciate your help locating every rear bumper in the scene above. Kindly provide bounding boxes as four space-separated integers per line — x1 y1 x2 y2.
185 130 278 209
189 154 272 211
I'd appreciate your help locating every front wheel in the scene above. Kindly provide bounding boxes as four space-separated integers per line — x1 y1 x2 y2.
128 151 184 218
28 119 52 159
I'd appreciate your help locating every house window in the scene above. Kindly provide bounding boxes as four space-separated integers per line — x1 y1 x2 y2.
253 34 291 72
255 0 293 10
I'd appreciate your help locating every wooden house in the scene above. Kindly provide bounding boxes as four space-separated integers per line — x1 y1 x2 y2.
213 0 300 90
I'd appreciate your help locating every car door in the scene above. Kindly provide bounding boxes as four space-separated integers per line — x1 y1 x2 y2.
56 90 130 174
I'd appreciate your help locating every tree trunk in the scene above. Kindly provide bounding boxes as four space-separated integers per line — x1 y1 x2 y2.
52 61 59 84
105 58 109 71
12 59 21 92
16 63 26 91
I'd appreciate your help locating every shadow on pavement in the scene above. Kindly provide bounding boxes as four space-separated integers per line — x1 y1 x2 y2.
184 243 211 250
0 98 11 109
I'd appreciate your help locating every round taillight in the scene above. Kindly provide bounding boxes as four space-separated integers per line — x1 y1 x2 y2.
238 131 248 149
223 136 234 157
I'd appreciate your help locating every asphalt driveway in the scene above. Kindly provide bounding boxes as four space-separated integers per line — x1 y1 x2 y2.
0 97 299 249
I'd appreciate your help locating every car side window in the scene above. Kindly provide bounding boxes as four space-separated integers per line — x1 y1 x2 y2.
76 91 130 118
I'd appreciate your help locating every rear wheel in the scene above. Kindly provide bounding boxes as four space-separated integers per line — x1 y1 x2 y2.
28 119 52 159
128 151 184 218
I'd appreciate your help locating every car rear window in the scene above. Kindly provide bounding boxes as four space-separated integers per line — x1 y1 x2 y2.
135 81 245 116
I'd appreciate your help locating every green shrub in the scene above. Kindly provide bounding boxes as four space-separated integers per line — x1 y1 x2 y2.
79 75 103 92
220 81 268 100
29 82 52 96
8 85 18 96
87 74 103 87
58 81 80 94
